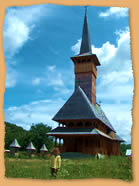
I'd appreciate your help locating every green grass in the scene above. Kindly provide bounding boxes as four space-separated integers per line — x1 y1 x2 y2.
5 155 133 181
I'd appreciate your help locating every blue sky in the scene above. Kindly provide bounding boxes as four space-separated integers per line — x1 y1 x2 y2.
3 4 133 143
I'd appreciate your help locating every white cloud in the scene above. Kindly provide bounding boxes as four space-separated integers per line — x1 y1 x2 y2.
53 86 72 95
3 5 49 88
5 65 17 88
47 72 64 87
97 85 133 104
32 77 41 86
32 65 65 88
4 98 65 130
71 27 133 143
101 103 132 143
47 65 56 72
71 39 81 55
99 7 128 18
92 42 117 64
3 5 49 58
4 16 30 57
100 71 133 87
31 65 69 93
96 28 133 100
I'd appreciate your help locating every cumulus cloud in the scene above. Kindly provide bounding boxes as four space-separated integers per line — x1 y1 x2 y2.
3 16 30 58
100 71 133 87
71 27 133 143
92 42 117 64
3 5 48 58
3 5 49 88
95 28 133 103
4 98 65 130
99 7 128 18
101 103 132 143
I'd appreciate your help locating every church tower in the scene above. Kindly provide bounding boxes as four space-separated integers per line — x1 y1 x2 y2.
71 8 100 105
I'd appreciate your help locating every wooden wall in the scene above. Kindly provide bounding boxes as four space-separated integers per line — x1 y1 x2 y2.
73 55 97 105
59 135 121 155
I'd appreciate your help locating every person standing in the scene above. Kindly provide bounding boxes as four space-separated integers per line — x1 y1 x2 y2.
50 147 61 177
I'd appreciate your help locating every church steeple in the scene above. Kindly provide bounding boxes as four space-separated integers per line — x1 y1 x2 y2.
80 7 92 54
71 8 100 106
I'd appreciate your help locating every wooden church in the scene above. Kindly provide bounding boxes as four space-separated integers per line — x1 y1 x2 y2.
48 9 124 155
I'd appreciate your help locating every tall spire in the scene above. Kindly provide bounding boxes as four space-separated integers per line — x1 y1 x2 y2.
80 7 92 54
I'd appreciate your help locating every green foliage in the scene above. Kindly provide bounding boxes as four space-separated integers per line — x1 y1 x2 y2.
120 143 131 156
29 123 54 152
5 122 54 151
5 156 133 181
5 122 29 150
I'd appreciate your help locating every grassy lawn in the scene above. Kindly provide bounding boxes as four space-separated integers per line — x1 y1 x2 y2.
5 156 133 181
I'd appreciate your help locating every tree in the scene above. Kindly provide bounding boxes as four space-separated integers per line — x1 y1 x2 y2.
120 143 131 155
5 122 54 151
5 122 29 150
29 123 54 152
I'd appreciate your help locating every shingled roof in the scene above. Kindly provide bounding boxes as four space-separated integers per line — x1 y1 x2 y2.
48 127 110 139
48 127 124 142
52 86 115 132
